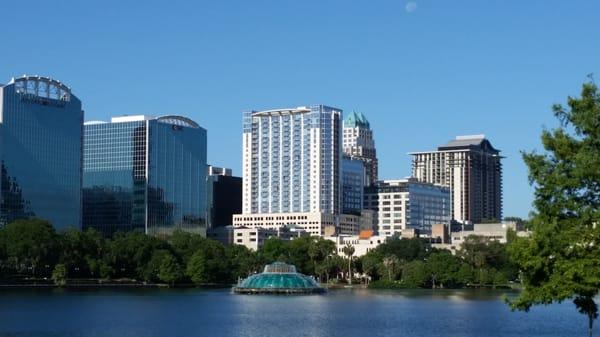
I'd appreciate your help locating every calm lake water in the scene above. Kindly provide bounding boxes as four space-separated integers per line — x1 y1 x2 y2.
0 288 591 337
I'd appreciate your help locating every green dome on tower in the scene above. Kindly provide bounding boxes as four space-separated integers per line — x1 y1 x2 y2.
343 111 370 128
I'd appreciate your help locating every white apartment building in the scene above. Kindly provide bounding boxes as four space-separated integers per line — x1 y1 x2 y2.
364 178 450 237
241 105 342 215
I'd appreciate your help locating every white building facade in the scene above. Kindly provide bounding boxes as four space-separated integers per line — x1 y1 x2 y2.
242 105 342 215
326 234 388 257
233 212 336 237
364 178 450 237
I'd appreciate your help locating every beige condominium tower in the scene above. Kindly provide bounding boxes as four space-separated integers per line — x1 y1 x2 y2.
409 135 502 224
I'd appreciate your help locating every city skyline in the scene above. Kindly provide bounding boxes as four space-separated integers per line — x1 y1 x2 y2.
2 1 600 219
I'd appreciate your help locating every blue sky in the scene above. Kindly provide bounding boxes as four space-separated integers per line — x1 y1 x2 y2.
1 0 599 218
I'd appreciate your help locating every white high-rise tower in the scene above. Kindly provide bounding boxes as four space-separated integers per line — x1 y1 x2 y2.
241 105 342 215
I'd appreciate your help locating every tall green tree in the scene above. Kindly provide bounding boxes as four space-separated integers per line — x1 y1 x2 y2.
342 243 355 285
309 237 336 281
381 255 400 281
158 253 183 286
51 263 67 286
226 244 260 281
287 236 313 274
426 251 462 289
508 80 600 337
260 237 288 263
186 239 230 285
104 231 168 279
3 218 59 276
59 228 105 278
0 227 7 278
168 230 206 266
401 260 429 288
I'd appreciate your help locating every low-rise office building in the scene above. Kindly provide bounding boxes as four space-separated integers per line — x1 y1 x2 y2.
364 178 450 237
431 221 530 252
326 230 387 257
207 225 308 251
338 214 361 236
233 212 336 237
233 211 364 237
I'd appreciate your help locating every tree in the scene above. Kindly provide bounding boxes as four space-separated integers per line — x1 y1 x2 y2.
158 254 183 286
51 263 67 286
309 237 336 281
458 235 514 286
381 255 400 281
377 237 430 261
169 230 206 266
260 237 288 264
59 228 105 278
0 227 7 279
401 260 428 288
342 243 355 285
508 80 600 337
141 249 173 282
104 231 168 279
186 239 230 285
426 251 462 289
287 236 313 274
3 218 59 276
360 250 383 281
226 244 260 281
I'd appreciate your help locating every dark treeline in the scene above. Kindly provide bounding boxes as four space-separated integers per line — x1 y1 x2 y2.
362 233 519 289
0 218 518 288
0 218 342 286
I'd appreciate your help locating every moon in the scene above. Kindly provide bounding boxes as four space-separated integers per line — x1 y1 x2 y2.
405 2 418 13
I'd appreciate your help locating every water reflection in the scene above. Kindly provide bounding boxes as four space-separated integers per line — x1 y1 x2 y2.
0 288 590 337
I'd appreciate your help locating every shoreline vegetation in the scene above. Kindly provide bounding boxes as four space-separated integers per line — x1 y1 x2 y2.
0 218 519 291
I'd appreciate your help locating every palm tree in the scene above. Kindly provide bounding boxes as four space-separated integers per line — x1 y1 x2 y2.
342 243 355 285
382 255 400 281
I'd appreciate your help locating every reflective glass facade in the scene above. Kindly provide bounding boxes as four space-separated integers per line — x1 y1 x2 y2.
0 76 83 230
83 116 207 237
364 179 451 236
342 157 365 215
207 174 242 228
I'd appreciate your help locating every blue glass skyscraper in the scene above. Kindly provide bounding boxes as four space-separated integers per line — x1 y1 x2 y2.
0 76 83 230
83 115 207 237
342 157 365 215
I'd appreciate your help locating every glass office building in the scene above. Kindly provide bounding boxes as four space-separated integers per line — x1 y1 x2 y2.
364 179 451 236
341 157 365 215
83 115 207 237
242 105 342 215
206 166 242 228
0 76 83 230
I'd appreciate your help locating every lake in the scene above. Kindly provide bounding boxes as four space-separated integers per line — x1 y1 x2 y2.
0 288 590 337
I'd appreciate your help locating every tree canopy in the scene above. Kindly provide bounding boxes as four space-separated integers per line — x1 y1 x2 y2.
508 80 600 337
